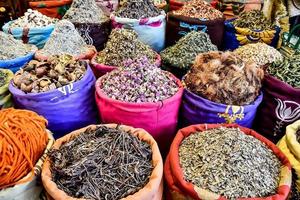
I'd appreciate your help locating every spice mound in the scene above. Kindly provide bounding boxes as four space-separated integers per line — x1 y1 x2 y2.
179 127 282 199
100 57 179 103
63 0 107 23
0 31 37 60
9 9 57 28
183 51 264 105
96 29 157 66
115 0 161 19
268 54 300 88
13 54 86 93
160 31 217 69
49 126 153 199
172 0 223 20
233 10 274 30
39 20 89 57
234 43 282 66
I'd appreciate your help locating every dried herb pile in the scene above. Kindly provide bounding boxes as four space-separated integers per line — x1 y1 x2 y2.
0 31 37 60
290 170 300 200
183 51 264 105
96 29 157 66
267 54 300 88
172 0 223 20
63 0 107 23
39 20 89 57
100 57 179 103
49 126 153 200
115 0 161 19
0 71 7 87
234 43 283 66
13 55 86 93
179 127 282 199
233 10 274 30
160 31 217 69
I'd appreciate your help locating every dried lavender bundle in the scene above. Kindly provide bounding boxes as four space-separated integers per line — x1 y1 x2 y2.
100 57 179 103
0 71 7 87
115 0 161 19
160 31 217 69
234 43 283 66
39 20 89 57
179 127 282 199
233 10 274 30
0 31 37 60
49 126 153 200
96 29 157 66
63 0 107 23
183 51 264 105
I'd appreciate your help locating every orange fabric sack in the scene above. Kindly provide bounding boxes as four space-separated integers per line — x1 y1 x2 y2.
42 124 164 200
29 0 72 19
164 124 292 200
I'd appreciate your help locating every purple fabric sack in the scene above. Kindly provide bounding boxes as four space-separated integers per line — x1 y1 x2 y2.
9 65 97 138
180 89 263 128
254 75 300 143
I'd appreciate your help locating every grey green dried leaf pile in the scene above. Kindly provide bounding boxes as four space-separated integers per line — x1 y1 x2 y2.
160 31 217 69
179 127 282 199
233 10 274 30
96 29 157 66
0 31 37 60
183 51 264 105
13 54 86 93
100 57 179 103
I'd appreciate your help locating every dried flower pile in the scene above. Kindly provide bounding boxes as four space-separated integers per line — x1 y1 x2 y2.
13 54 86 93
49 126 153 199
268 54 300 88
233 10 274 30
0 31 37 60
179 127 282 199
172 0 223 20
160 31 217 69
96 29 157 66
183 51 264 105
63 0 107 23
100 57 179 103
115 0 161 19
234 43 283 66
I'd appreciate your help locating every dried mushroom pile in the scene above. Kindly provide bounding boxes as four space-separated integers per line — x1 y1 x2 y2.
0 31 37 60
96 29 157 66
50 126 153 200
39 20 89 57
183 51 264 105
234 43 283 66
233 10 274 30
160 31 217 69
179 127 282 199
100 57 179 103
172 0 223 20
268 54 300 88
63 0 107 23
13 55 86 93
115 0 161 19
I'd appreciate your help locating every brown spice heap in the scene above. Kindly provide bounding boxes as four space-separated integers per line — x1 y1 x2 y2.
183 51 264 105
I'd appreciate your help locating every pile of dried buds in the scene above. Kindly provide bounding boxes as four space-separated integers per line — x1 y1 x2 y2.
96 29 157 66
0 31 37 60
100 57 179 103
233 10 274 30
9 9 57 28
13 54 86 93
172 0 223 20
160 31 217 69
183 51 264 105
234 43 283 66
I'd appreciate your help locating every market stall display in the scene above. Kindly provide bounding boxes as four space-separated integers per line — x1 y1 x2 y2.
0 69 14 109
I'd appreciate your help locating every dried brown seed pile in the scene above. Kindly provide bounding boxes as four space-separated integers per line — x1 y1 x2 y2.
96 29 157 66
233 10 274 30
49 126 153 200
13 54 86 93
183 51 264 105
100 57 179 103
179 127 282 200
172 0 223 20
0 31 37 60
